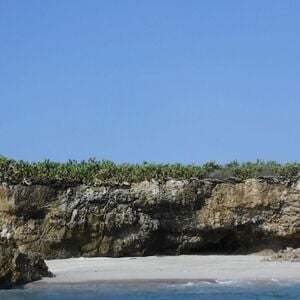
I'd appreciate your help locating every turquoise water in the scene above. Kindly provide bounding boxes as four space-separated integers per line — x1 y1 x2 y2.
1 281 300 300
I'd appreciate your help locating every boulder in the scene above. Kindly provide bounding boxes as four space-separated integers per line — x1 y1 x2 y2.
0 238 52 288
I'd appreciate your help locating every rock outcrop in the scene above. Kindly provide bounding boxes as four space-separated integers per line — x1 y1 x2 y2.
0 177 299 259
264 247 300 262
0 238 52 288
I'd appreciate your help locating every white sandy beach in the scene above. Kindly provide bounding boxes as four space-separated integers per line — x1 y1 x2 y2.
35 255 300 284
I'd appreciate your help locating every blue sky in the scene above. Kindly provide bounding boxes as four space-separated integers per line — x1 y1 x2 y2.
0 1 299 164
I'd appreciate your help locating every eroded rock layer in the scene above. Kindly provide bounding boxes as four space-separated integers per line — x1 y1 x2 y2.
0 177 299 259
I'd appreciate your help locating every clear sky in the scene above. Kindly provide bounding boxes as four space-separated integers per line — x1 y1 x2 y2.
0 1 299 164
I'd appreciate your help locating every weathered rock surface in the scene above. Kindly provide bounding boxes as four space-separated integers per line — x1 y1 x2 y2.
265 247 300 262
0 238 52 288
0 177 299 259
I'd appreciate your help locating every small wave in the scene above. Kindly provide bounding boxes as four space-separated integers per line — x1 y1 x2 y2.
215 278 300 287
166 280 214 288
215 280 244 286
182 282 195 287
166 282 194 288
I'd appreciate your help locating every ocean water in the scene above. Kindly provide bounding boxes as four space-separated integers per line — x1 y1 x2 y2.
1 280 300 300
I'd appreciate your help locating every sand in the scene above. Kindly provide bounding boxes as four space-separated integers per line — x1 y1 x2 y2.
34 255 300 284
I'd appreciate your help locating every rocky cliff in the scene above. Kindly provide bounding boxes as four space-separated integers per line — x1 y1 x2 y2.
0 177 299 259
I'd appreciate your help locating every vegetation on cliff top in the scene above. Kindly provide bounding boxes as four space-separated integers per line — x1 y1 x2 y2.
0 156 299 185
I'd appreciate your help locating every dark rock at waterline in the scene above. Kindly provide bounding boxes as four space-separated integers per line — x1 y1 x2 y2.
0 239 52 288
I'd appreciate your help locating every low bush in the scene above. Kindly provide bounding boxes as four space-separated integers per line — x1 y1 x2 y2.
0 156 299 185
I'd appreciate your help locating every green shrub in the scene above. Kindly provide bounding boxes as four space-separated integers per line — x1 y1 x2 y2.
0 156 298 185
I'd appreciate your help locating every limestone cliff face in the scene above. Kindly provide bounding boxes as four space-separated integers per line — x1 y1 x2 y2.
0 177 299 259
